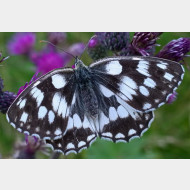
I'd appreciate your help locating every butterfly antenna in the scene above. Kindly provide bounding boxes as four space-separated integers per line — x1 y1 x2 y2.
40 40 76 59
79 35 97 60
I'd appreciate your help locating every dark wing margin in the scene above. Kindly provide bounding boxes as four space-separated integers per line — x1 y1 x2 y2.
90 56 184 112
6 68 76 140
45 127 97 155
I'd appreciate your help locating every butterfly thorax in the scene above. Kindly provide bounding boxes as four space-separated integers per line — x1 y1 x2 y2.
74 66 99 118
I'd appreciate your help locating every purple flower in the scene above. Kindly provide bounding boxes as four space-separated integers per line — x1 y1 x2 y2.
13 135 50 159
17 73 39 96
130 32 162 56
167 91 178 104
0 91 16 114
0 77 4 95
0 73 16 114
7 32 36 55
156 38 190 62
48 32 66 45
61 42 85 63
68 43 85 57
88 37 98 48
87 36 107 60
96 32 130 52
33 51 65 75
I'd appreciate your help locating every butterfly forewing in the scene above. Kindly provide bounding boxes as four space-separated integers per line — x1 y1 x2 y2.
90 56 184 112
7 68 76 140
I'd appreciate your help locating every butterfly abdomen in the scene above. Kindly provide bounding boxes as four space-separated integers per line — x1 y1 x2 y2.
75 67 99 118
81 87 98 118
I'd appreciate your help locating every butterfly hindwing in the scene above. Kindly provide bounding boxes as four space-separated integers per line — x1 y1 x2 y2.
45 126 97 155
6 68 76 140
90 56 184 112
92 84 155 142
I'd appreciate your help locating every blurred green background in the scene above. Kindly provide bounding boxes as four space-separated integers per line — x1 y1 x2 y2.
0 32 190 159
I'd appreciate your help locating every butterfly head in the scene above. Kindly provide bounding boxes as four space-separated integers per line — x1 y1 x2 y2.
74 57 86 69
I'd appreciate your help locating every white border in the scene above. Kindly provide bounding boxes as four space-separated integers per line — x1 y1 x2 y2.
0 160 189 189
0 0 189 31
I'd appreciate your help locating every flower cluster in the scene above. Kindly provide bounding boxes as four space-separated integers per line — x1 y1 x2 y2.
13 135 50 159
156 37 190 62
0 55 16 114
7 33 36 55
7 32 85 75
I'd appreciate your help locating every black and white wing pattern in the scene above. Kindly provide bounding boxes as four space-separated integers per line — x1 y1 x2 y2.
6 56 184 155
90 56 184 112
45 90 155 155
6 68 76 140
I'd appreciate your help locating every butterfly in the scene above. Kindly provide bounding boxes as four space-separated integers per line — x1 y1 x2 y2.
6 56 184 155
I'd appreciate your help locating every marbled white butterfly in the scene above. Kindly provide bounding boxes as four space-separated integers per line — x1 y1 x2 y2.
6 56 184 155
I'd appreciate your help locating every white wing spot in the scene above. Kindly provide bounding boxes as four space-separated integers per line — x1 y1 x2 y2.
117 105 129 118
160 61 168 65
119 82 137 100
58 97 67 118
48 110 55 124
35 127 40 132
144 78 156 88
38 106 48 119
109 107 118 121
138 60 149 69
52 92 61 112
73 114 82 128
143 103 151 110
102 132 113 137
33 81 40 87
121 76 137 89
20 112 28 123
155 99 160 103
66 143 75 149
164 72 174 81
87 134 96 142
137 60 150 77
157 63 167 69
17 128 22 132
99 84 114 97
128 129 136 136
46 131 50 135
36 93 44 107
139 124 144 128
78 141 86 148
115 133 125 139
51 74 66 89
19 99 26 109
31 87 42 99
54 128 62 136
16 98 22 106
139 86 149 96
105 61 122 75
